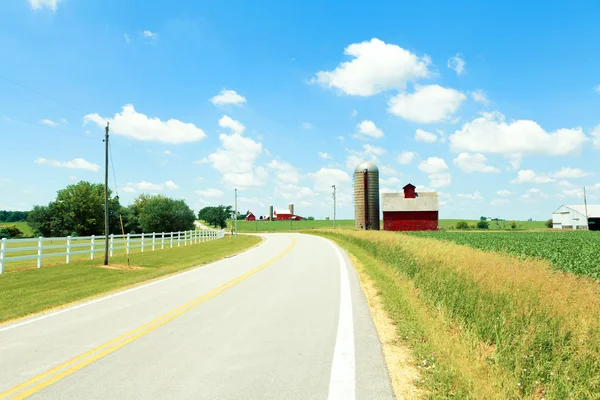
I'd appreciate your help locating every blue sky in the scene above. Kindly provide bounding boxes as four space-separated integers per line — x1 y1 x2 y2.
1 0 599 220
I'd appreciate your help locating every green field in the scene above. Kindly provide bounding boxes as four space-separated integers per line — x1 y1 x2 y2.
438 219 547 230
0 221 34 237
0 235 260 323
407 230 600 279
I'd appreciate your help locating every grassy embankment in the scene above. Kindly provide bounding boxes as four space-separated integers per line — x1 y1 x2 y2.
313 230 600 399
0 221 34 237
0 235 261 324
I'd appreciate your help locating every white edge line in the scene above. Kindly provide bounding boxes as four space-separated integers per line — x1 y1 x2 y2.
327 239 356 400
0 236 269 333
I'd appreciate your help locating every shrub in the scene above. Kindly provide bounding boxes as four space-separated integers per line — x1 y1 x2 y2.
307 216 315 221
476 220 489 229
2 225 23 238
0 228 11 239
545 219 553 228
456 220 469 229
510 221 517 229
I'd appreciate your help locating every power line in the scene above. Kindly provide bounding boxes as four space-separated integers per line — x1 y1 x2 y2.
109 140 119 199
4 115 99 140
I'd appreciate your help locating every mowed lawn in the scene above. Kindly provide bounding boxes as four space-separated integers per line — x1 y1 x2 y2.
0 235 261 323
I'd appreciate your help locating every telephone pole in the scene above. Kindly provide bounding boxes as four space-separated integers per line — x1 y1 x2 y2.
103 122 110 265
234 188 238 239
584 186 589 230
332 184 336 229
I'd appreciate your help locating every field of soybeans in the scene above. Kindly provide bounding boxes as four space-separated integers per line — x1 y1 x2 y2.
407 230 600 279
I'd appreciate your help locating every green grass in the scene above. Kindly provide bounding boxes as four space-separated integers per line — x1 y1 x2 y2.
0 221 34 237
438 219 548 230
0 235 261 323
314 230 600 399
230 219 354 232
407 230 600 279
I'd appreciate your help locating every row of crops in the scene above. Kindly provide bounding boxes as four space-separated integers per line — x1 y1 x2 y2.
406 231 600 279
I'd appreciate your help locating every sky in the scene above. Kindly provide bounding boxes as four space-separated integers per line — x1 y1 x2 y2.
1 0 599 220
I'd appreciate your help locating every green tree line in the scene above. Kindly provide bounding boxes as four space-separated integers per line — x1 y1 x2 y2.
0 210 29 222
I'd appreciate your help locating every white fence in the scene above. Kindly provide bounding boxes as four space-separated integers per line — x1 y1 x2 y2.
0 229 225 274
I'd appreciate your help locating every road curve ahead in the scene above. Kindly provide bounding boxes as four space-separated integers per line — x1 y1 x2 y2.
0 234 394 400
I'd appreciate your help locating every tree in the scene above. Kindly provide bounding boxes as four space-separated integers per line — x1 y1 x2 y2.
510 221 517 229
0 228 11 239
545 219 553 228
1 225 23 238
476 220 489 229
137 195 196 233
198 205 232 229
307 216 315 220
456 220 469 229
480 216 487 221
0 211 29 222
27 181 121 237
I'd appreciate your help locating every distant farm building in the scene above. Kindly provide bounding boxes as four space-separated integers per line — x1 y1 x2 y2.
552 205 600 230
245 212 256 221
273 209 302 221
382 183 439 231
354 161 380 230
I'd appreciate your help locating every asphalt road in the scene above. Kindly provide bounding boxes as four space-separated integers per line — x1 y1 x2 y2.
0 234 394 400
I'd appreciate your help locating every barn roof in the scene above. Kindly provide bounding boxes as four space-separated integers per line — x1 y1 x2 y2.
381 192 439 212
274 209 291 215
554 204 600 218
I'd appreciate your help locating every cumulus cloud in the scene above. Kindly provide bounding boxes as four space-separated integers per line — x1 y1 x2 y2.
210 89 247 106
124 180 179 192
449 111 588 156
447 53 466 76
318 152 332 159
418 157 451 188
520 188 549 202
309 168 351 193
414 128 439 143
345 144 385 170
354 120 384 139
457 191 483 201
471 89 490 105
397 151 415 165
314 38 430 96
143 30 158 40
491 199 510 206
453 153 500 173
550 167 590 179
268 160 302 184
218 115 245 135
596 85 600 93
35 157 100 172
194 188 224 198
512 169 555 184
591 125 600 149
84 105 207 144
28 0 61 11
497 189 512 197
387 85 466 123
164 180 179 190
380 165 400 176
381 176 401 186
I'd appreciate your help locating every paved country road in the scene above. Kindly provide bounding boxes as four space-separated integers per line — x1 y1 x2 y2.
0 234 394 400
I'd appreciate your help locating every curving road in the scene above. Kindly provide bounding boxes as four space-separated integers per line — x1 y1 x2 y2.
0 234 394 400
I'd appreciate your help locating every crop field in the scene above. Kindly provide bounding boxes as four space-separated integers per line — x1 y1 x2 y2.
438 219 547 230
230 219 354 232
407 231 600 279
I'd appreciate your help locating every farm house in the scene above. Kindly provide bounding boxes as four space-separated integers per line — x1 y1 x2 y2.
245 212 256 221
552 205 600 230
381 183 439 231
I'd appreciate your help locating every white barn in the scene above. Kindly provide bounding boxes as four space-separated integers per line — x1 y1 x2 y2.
552 204 600 230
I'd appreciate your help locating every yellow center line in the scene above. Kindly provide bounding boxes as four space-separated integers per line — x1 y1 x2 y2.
1 237 296 400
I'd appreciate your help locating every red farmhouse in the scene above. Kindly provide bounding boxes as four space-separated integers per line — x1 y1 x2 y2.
382 183 439 231
245 212 256 221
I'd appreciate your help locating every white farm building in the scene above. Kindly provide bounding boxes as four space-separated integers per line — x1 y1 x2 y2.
552 204 600 230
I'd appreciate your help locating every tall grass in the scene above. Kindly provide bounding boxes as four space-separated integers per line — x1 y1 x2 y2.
316 230 600 399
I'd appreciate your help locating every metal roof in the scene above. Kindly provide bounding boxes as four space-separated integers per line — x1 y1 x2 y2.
554 204 600 217
354 161 379 173
274 209 291 215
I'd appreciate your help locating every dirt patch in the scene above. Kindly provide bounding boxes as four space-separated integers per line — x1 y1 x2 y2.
97 264 145 271
349 253 424 399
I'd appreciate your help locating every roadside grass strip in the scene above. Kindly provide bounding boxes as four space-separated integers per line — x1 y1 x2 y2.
0 235 261 324
313 230 600 399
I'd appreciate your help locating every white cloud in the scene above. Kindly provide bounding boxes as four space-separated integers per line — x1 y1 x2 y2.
595 85 600 93
346 144 385 170
69 176 77 181
471 89 490 105
387 85 467 123
558 188 584 199
557 180 575 188
591 125 600 149
380 165 400 176
218 115 245 135
520 188 549 201
194 188 224 198
449 111 588 156
35 157 100 172
346 155 363 171
550 167 590 179
419 157 451 188
351 109 358 117
41 119 57 127
397 151 415 165
309 168 351 193
210 89 247 106
302 122 314 130
511 169 555 184
164 180 179 190
354 120 384 139
122 187 136 193
124 34 132 44
447 53 466 76
414 128 438 143
381 176 401 186
274 183 317 203
491 199 510 206
497 189 512 197
84 105 207 144
453 153 500 173
268 160 302 184
28 0 61 11
457 191 483 201
318 152 332 160
143 30 158 40
314 38 430 96
164 150 176 157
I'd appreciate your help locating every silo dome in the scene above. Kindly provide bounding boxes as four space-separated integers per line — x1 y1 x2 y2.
354 161 379 173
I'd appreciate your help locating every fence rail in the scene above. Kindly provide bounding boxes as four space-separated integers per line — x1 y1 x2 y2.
0 229 225 274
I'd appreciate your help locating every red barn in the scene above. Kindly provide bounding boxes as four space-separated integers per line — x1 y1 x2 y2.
273 209 303 221
382 183 439 231
245 212 256 221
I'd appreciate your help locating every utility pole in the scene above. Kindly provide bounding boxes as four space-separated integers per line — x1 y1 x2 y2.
234 188 238 239
584 186 589 230
332 184 336 229
103 122 110 265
